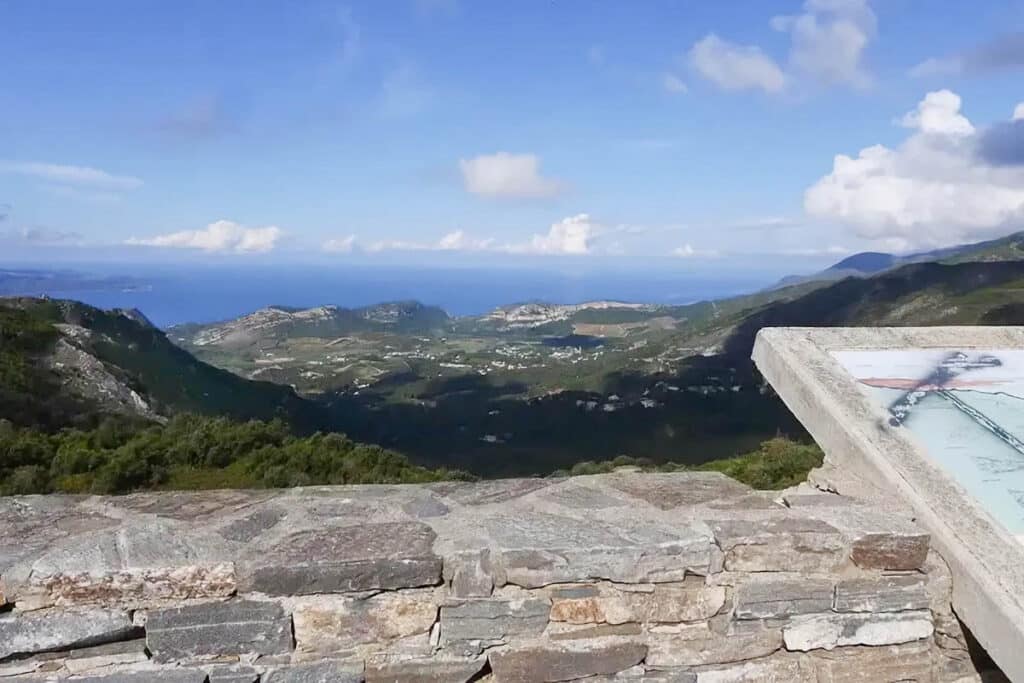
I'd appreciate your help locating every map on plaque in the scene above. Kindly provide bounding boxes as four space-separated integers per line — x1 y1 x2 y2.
833 348 1024 543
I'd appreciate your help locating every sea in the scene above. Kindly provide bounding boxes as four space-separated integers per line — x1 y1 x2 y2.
3 263 773 328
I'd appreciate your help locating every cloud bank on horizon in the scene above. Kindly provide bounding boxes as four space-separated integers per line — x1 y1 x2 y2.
2 1 1023 264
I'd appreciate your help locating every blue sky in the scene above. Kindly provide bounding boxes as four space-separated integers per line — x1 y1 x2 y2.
2 0 1024 271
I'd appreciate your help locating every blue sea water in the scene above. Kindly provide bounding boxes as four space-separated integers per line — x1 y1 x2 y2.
5 264 770 328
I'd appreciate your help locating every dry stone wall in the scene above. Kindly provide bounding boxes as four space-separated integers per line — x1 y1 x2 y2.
0 473 980 682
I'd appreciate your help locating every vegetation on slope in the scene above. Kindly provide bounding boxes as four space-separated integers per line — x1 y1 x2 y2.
0 414 472 495
551 437 822 490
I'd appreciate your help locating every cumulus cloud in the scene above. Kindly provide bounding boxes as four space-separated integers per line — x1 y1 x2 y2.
911 32 1024 78
804 91 1024 250
518 214 596 255
771 0 876 88
688 0 875 93
898 90 974 135
127 220 283 253
0 161 143 191
1015 103 1024 121
688 34 785 93
322 235 357 253
459 153 564 199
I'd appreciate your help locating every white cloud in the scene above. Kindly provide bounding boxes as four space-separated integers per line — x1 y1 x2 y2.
127 220 283 253
672 243 719 258
804 90 1024 250
459 152 564 199
772 0 876 88
663 73 688 94
322 235 357 253
898 89 974 135
358 215 602 256
688 34 785 93
0 161 143 191
519 214 596 255
1014 103 1024 122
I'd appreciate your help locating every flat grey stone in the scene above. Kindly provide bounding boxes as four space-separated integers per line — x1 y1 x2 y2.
217 506 286 542
440 598 549 653
646 628 783 667
206 665 261 683
109 490 276 522
364 656 486 682
609 472 751 510
834 574 929 613
146 599 292 663
241 522 441 595
11 518 236 609
485 513 717 587
431 478 554 506
68 671 209 683
262 660 364 683
709 517 846 572
0 608 134 660
400 496 450 518
489 640 647 682
733 577 834 619
443 550 495 598
541 485 627 509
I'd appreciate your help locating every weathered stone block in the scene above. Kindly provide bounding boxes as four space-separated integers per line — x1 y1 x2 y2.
488 640 647 682
63 639 148 674
709 518 846 572
609 472 751 509
646 628 782 667
241 522 442 595
833 574 928 613
262 660 365 683
66 671 210 683
645 584 727 623
804 506 930 571
733 577 833 620
783 610 933 651
206 665 261 683
549 594 633 625
145 599 292 663
487 513 719 587
440 598 549 653
443 550 494 598
0 608 134 660
364 655 486 682
548 622 643 640
690 652 813 682
292 592 438 658
809 641 934 683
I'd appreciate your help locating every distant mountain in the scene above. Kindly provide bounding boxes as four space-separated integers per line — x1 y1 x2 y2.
0 297 323 430
170 301 451 351
773 230 1024 289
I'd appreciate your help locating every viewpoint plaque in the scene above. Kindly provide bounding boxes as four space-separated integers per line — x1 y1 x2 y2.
753 327 1024 681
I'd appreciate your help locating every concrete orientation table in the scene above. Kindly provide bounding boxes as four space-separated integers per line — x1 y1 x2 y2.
754 326 1024 682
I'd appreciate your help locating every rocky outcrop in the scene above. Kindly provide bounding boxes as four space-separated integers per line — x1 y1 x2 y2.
0 473 979 681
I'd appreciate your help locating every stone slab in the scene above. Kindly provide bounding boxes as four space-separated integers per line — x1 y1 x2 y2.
833 575 929 613
364 656 485 682
439 598 549 653
67 671 209 683
783 609 934 651
488 640 647 682
292 591 438 657
145 599 292 663
240 522 442 595
733 577 833 620
0 608 134 660
261 661 364 683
